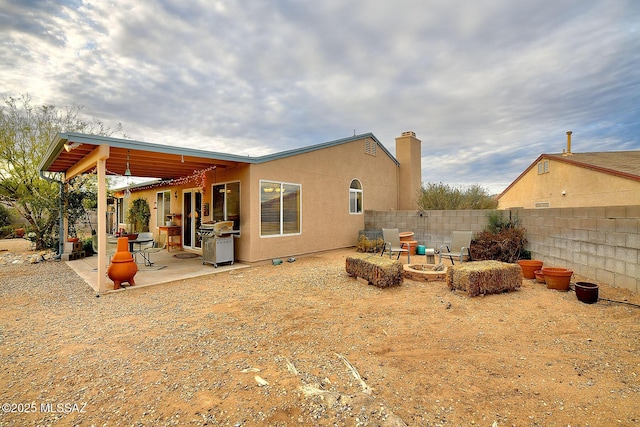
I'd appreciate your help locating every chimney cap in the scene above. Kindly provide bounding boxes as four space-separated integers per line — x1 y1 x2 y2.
401 131 416 137
566 130 572 135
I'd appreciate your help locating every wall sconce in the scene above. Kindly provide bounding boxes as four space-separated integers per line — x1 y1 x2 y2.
174 191 178 199
561 190 566 196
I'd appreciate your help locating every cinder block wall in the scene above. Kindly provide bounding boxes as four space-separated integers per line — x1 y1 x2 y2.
364 206 639 293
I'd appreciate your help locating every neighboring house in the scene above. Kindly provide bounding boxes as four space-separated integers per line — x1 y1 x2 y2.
40 131 422 267
497 143 640 209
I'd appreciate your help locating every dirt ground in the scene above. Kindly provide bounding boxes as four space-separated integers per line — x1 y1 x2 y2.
0 245 639 426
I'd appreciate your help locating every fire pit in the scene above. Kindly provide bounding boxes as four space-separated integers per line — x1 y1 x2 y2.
403 264 447 282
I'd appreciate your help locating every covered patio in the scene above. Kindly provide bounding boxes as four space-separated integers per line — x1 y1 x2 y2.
39 132 251 293
68 248 249 293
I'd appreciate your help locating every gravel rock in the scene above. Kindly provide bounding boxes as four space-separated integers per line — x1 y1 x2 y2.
0 251 639 426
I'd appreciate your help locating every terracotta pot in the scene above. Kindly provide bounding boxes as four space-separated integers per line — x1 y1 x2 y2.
542 267 572 291
575 282 599 304
67 237 79 243
534 269 545 283
399 231 414 242
107 237 138 289
518 260 543 279
405 240 418 255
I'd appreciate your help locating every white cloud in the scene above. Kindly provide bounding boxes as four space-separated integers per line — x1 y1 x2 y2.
1 0 638 194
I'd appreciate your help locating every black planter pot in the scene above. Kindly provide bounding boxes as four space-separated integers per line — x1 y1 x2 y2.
575 282 599 304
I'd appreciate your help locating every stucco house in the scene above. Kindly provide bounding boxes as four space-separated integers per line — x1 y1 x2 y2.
39 130 422 292
497 133 640 209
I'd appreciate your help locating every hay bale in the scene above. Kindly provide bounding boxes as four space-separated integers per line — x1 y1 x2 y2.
346 254 403 288
446 260 522 297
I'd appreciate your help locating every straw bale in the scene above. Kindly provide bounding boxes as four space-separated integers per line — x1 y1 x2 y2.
346 254 403 287
446 260 522 297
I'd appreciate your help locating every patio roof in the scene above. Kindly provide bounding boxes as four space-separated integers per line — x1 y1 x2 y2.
39 132 397 180
39 132 253 180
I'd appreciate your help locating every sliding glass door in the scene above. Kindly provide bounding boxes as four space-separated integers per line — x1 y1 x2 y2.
182 189 202 250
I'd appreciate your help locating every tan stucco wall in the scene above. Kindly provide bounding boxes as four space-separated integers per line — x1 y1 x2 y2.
498 158 640 209
245 138 399 262
119 137 399 263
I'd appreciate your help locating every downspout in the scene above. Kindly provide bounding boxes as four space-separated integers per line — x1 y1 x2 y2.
39 170 65 259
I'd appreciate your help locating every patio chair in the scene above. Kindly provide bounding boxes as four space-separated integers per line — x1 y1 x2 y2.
139 233 167 266
439 231 473 265
381 228 410 263
92 234 117 257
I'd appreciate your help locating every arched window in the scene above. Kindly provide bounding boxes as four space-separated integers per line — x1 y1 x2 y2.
349 179 363 214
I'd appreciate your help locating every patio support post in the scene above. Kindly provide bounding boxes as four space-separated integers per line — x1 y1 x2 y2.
62 143 110 292
96 148 109 293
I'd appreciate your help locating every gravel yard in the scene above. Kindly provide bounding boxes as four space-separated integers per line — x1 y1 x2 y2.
1 248 639 426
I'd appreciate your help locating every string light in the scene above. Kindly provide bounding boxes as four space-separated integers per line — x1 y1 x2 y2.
116 165 217 194
87 164 217 195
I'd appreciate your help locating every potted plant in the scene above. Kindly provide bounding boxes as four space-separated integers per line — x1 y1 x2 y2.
127 198 151 235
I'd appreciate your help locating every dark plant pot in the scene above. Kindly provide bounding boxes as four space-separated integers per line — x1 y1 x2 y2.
575 282 599 304
518 260 543 279
542 267 572 291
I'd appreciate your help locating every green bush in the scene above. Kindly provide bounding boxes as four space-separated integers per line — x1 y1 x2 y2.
0 204 12 228
0 225 13 239
82 237 95 255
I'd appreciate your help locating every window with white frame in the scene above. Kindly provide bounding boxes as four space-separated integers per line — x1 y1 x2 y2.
260 180 301 236
349 179 363 214
156 191 171 227
212 181 240 231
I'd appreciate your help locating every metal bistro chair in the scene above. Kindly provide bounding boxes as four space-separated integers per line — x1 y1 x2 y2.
439 231 473 265
381 228 410 263
137 232 166 266
140 234 167 266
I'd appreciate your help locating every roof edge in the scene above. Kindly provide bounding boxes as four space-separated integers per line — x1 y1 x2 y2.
40 131 400 174
253 133 399 166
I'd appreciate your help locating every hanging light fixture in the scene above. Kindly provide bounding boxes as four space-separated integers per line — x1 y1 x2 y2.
124 150 132 176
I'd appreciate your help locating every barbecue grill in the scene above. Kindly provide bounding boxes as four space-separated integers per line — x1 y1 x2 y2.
198 221 238 267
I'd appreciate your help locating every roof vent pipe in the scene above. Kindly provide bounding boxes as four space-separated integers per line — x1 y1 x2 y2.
564 131 572 156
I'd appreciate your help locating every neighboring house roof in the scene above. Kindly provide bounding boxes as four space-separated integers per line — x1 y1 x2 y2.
39 132 399 180
546 151 640 180
497 150 640 200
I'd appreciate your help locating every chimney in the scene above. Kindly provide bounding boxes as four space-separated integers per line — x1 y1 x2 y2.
396 131 422 210
563 131 572 156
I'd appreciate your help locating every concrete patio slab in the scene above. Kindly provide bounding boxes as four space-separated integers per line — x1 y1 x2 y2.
66 248 250 293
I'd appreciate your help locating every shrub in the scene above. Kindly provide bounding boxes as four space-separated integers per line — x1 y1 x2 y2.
471 211 528 263
0 204 12 228
356 235 384 253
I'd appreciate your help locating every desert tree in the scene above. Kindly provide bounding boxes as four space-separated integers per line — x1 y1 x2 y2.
416 182 498 210
0 94 123 250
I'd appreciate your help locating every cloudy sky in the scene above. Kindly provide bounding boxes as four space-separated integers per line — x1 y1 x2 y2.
1 0 638 193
